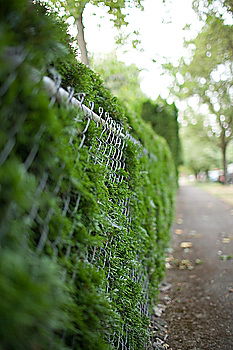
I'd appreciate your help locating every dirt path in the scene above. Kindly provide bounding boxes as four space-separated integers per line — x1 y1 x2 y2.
163 185 233 350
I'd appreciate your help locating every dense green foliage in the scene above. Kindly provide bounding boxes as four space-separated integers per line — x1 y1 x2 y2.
46 0 143 65
0 1 176 349
47 0 144 27
192 0 233 18
141 99 181 180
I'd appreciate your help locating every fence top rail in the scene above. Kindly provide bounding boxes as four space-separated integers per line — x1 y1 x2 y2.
42 75 157 160
43 75 126 139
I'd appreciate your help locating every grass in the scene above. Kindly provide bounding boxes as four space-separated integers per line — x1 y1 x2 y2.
197 182 233 206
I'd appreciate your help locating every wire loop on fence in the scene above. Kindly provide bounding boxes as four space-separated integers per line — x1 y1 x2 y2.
67 86 74 104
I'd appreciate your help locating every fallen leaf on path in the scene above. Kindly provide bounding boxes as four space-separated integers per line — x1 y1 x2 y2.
180 241 193 248
166 247 173 254
179 259 194 270
176 218 183 224
222 237 231 244
189 230 203 238
165 262 172 269
165 255 174 262
160 283 172 292
189 231 202 238
195 258 203 265
184 248 190 253
219 255 233 261
173 258 180 267
153 303 166 317
175 229 184 235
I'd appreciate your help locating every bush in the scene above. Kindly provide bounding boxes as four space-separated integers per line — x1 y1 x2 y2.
0 1 176 349
141 99 182 180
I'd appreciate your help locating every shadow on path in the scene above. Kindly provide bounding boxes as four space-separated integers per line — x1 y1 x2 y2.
164 185 233 350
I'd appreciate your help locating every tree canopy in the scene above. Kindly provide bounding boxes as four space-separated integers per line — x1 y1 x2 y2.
192 0 233 17
48 0 143 26
180 113 222 177
164 12 233 182
93 52 145 114
46 0 144 65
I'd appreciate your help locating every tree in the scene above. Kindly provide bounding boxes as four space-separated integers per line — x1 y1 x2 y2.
47 0 144 66
164 16 233 183
181 114 221 178
93 52 145 113
192 0 233 18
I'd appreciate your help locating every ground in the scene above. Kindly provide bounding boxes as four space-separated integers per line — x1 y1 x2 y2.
159 184 233 350
197 183 233 206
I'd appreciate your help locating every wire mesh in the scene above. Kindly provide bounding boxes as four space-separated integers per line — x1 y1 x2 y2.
1 69 151 350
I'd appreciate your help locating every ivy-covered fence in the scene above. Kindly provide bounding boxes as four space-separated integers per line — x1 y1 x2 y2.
0 1 176 350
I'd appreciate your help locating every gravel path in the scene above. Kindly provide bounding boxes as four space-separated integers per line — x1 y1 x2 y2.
163 185 233 350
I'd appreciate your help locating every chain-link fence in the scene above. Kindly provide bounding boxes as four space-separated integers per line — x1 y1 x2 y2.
0 2 177 348
44 72 151 348
0 68 151 348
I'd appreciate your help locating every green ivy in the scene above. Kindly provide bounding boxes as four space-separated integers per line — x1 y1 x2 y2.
0 1 176 349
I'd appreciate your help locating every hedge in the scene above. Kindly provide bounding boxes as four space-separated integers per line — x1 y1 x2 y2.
141 99 182 180
0 1 176 349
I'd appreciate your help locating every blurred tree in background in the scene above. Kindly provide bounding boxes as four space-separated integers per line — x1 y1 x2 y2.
93 52 145 114
45 0 144 65
193 0 233 17
180 113 222 178
163 3 233 183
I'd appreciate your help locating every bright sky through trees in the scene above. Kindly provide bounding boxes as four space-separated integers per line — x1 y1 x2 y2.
80 0 202 100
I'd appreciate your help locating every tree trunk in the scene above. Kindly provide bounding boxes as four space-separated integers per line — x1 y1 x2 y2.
222 143 227 184
221 132 228 185
75 10 89 66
